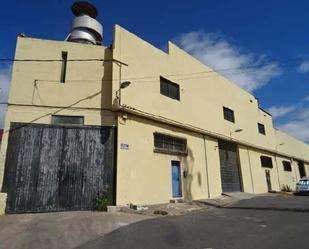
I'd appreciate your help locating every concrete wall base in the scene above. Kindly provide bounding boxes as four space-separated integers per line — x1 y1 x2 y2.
0 193 7 215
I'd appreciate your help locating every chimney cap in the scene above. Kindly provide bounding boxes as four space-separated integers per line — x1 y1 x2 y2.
72 1 98 18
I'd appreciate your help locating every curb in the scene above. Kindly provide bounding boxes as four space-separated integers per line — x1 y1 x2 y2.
194 200 309 212
223 206 309 212
193 200 234 209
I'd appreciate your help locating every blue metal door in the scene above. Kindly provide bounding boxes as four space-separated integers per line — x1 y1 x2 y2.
172 161 182 198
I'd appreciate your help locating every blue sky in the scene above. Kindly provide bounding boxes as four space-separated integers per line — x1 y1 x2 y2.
1 0 309 142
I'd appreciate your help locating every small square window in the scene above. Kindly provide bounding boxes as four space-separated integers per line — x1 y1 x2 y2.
160 77 180 100
258 123 266 135
260 156 273 168
51 115 84 125
282 161 292 172
223 107 235 123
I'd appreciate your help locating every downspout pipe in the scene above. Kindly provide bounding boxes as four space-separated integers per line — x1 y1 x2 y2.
247 148 255 193
203 135 211 198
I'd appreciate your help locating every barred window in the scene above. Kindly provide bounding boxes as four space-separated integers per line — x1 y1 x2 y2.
223 107 235 123
160 77 180 100
154 133 187 155
51 115 84 125
282 161 292 172
260 156 273 168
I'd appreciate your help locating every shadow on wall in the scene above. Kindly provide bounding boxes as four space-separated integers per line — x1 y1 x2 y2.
176 146 199 202
100 47 113 122
119 115 205 203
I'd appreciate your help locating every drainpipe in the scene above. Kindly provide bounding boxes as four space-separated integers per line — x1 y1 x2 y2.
274 143 284 191
247 148 255 193
203 135 210 198
292 158 298 182
274 155 281 191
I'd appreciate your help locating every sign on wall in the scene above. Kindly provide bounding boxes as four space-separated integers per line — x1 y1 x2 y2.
120 143 129 150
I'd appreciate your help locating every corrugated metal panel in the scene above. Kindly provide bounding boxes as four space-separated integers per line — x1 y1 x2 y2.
2 123 115 213
218 141 242 192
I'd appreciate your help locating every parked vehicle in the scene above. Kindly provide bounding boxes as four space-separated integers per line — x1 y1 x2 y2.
295 177 309 195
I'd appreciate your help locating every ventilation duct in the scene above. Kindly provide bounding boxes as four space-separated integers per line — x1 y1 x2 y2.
66 1 103 45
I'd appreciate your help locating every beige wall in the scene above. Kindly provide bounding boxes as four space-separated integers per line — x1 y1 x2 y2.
10 37 112 109
275 129 309 162
115 112 301 205
113 26 273 153
116 113 217 205
245 149 280 193
1 25 309 212
276 156 298 190
0 193 6 215
0 38 116 214
112 25 309 163
238 145 255 193
238 147 303 193
204 136 222 198
110 25 309 205
116 112 298 205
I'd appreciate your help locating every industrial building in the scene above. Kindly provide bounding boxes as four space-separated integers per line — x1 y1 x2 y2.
0 2 308 214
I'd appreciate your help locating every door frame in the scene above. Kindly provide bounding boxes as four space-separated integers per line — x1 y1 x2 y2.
218 140 244 193
298 161 306 179
235 144 244 192
2 122 117 213
171 160 183 199
265 169 272 192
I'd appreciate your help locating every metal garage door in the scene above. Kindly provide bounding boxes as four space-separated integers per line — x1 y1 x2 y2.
218 140 242 192
2 123 116 213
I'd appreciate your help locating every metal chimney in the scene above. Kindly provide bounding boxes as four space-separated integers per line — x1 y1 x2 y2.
67 1 103 45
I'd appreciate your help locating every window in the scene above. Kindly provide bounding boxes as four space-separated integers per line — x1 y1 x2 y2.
223 107 235 123
282 161 292 172
51 115 84 125
258 123 266 135
154 133 187 155
260 156 273 168
60 51 68 83
160 77 180 100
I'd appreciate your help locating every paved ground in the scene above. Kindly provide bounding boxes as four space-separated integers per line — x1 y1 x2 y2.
196 192 273 208
1 195 309 249
227 194 309 211
0 211 150 249
77 194 309 249
77 207 309 249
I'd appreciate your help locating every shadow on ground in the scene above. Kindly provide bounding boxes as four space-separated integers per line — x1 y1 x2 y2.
76 207 309 249
0 211 149 249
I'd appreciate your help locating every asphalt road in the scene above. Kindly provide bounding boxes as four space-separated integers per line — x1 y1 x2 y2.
228 194 309 211
77 208 309 249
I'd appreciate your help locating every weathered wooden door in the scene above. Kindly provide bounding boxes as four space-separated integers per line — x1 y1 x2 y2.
2 123 116 213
